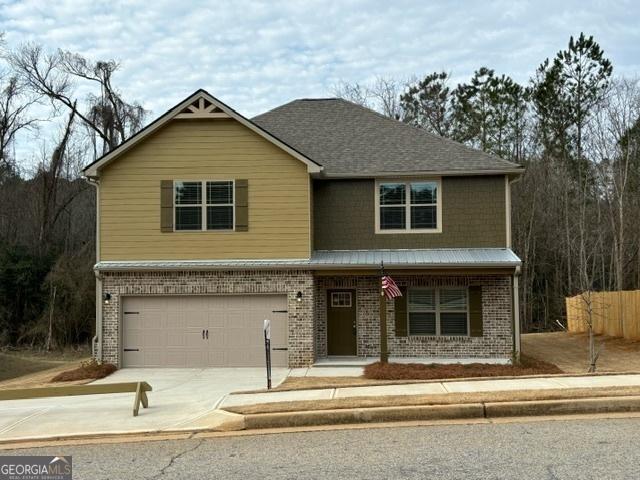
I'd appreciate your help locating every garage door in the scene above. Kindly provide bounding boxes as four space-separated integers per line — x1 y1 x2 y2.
122 295 288 367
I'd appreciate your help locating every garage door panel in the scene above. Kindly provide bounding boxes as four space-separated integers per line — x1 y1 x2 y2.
185 311 207 329
123 350 143 367
144 349 165 367
123 331 144 349
208 329 226 348
166 329 187 347
122 295 288 367
184 349 207 368
207 349 226 367
207 312 225 329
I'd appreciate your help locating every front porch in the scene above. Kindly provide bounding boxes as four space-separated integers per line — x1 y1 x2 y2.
313 272 516 364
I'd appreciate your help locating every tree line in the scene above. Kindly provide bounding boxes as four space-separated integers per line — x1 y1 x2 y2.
334 33 639 331
0 33 637 350
0 39 146 349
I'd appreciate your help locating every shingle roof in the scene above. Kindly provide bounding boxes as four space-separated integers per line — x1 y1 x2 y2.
94 248 521 271
252 98 523 176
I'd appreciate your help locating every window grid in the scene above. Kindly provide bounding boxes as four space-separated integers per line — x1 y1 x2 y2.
377 180 440 232
408 287 469 337
174 180 235 232
331 292 352 308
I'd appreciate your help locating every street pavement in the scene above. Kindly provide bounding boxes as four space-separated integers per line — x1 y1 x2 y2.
3 416 639 479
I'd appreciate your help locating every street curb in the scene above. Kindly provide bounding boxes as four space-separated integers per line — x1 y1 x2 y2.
2 397 640 447
485 396 640 417
240 395 640 430
244 403 483 429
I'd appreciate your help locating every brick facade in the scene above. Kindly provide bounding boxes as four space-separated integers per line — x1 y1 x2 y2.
99 270 513 368
99 270 316 368
316 274 514 360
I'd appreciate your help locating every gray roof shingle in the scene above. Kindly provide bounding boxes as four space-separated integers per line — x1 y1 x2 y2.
252 98 523 176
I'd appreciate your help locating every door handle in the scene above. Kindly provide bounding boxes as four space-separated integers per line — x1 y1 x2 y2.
206 329 209 340
353 321 357 335
202 329 205 340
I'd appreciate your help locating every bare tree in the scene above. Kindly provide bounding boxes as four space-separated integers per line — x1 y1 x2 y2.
332 76 408 118
590 78 640 291
0 73 40 173
7 44 146 158
331 80 371 108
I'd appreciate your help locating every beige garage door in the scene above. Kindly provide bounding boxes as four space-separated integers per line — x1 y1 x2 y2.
122 295 288 367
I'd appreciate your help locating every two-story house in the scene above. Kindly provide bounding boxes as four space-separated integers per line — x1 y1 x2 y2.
83 90 523 369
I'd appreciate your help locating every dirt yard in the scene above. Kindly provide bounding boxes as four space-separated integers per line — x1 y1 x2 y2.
522 332 640 374
0 349 90 389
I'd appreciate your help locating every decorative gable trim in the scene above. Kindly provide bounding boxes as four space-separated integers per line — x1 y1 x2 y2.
82 89 322 177
175 96 231 119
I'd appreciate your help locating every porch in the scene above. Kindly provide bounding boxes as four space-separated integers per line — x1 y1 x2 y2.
313 270 517 364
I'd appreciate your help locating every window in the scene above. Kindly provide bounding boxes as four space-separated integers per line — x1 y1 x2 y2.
331 292 352 308
377 180 440 232
175 181 234 231
408 287 468 336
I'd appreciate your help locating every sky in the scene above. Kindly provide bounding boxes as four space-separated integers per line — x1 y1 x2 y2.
1 0 639 162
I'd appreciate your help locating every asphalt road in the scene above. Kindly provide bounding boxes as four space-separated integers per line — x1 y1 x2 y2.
3 417 640 479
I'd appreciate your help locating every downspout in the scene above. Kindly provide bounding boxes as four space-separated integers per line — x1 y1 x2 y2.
507 173 523 361
84 176 102 361
94 270 103 361
513 265 521 361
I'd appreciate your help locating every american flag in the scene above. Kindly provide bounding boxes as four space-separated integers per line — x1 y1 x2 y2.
381 275 402 299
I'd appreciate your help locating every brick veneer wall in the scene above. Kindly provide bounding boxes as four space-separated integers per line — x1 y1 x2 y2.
99 270 316 368
316 275 513 359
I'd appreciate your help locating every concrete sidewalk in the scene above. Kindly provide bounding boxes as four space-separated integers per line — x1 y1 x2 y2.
221 373 640 408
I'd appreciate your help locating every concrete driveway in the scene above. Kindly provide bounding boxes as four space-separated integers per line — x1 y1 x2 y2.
0 367 288 443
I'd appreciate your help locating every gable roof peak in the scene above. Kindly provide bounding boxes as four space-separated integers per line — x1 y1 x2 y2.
82 89 322 177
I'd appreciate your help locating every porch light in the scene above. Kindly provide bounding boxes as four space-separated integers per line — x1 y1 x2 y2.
296 291 303 302
103 293 112 305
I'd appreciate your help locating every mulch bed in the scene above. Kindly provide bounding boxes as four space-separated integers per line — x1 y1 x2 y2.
50 359 117 382
363 354 562 380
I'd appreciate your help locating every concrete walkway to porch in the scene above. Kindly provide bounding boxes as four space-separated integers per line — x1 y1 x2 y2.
220 373 640 408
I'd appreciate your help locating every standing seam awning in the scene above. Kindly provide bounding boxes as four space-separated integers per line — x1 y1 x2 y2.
94 248 521 271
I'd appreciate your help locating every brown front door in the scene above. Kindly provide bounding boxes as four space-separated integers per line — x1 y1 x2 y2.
327 289 357 356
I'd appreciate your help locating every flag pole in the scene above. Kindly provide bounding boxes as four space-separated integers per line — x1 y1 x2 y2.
379 261 388 364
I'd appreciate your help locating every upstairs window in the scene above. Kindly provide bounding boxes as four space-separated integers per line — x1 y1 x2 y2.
377 180 440 233
174 180 234 231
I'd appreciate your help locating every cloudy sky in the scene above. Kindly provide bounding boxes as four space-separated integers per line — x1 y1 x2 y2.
1 0 639 148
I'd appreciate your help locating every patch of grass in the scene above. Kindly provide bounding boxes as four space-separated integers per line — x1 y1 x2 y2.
363 354 562 380
225 385 640 415
50 359 117 382
0 354 60 382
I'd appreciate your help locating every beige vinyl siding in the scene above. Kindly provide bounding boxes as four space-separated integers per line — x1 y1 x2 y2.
99 119 311 260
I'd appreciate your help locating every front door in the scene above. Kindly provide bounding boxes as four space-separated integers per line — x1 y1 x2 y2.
327 289 357 355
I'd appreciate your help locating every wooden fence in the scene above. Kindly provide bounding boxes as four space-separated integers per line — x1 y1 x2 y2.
565 290 640 340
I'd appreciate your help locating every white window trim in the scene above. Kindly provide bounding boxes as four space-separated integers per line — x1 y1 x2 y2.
374 178 443 234
408 287 469 337
331 291 353 308
173 180 235 232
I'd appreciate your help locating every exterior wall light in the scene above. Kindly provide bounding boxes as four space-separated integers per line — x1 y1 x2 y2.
296 291 303 302
103 293 112 305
